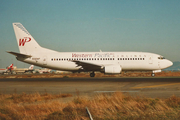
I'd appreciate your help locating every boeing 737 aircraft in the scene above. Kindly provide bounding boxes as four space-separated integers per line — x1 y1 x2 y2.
13 65 34 74
0 64 13 75
7 23 173 77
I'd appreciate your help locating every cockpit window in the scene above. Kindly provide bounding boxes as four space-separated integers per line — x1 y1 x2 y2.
158 56 165 60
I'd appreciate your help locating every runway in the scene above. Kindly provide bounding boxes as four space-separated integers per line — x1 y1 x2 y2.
0 77 180 98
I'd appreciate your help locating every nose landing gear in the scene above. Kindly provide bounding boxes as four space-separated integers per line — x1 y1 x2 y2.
151 73 155 77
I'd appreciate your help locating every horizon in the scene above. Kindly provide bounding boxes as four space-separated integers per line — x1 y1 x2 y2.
0 0 180 68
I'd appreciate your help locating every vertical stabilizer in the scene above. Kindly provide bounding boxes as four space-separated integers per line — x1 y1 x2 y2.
7 64 14 71
13 23 41 55
28 65 34 70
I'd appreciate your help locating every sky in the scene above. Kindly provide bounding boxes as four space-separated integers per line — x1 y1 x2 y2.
0 0 180 68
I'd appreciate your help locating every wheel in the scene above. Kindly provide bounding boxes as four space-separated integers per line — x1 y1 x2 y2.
90 72 95 77
151 73 155 77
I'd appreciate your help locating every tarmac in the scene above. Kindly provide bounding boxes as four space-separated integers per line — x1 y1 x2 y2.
0 77 180 98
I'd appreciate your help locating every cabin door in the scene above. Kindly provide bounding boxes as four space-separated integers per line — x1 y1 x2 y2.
149 56 153 64
43 56 47 65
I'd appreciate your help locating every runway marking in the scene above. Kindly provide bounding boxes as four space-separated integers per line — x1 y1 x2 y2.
94 91 139 93
132 83 180 89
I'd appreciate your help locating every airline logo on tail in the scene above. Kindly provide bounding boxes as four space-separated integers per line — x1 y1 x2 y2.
29 65 34 70
7 64 14 71
19 37 31 46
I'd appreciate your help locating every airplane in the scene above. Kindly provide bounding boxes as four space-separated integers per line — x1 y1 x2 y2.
13 65 34 74
25 65 34 73
7 23 173 77
36 68 51 74
0 64 14 75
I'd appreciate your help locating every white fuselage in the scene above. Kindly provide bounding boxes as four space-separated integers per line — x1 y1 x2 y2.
0 69 7 74
17 50 172 72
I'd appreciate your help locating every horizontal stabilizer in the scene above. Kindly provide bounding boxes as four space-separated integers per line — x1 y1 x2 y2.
7 51 32 58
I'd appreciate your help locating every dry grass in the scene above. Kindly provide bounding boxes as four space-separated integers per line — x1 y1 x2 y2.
0 92 180 120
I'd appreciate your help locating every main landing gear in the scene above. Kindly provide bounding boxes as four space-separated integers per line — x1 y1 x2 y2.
90 72 95 77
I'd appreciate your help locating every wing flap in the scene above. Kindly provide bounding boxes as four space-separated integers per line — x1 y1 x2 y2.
72 60 102 71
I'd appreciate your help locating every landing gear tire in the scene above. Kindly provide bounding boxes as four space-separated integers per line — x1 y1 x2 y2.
151 73 155 77
90 72 95 77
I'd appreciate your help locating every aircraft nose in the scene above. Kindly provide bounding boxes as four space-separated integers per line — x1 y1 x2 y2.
159 60 173 69
168 60 173 67
165 60 173 68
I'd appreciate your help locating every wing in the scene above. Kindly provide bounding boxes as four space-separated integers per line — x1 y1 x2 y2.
72 60 102 71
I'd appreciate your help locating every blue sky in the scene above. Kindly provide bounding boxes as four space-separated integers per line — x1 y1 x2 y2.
0 0 180 68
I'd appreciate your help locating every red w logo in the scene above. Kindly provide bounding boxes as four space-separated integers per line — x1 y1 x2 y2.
19 37 31 46
7 64 13 70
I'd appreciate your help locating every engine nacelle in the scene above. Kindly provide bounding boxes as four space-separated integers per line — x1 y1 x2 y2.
104 65 122 74
153 70 162 73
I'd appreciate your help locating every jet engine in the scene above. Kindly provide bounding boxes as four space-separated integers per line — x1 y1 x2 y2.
104 65 122 74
